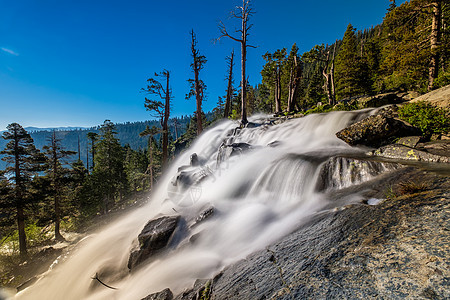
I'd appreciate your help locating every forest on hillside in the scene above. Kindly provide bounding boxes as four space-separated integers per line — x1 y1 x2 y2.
1 0 449 276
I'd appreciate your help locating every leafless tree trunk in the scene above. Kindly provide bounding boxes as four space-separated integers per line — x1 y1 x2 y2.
287 56 302 112
217 0 255 125
274 67 282 113
224 50 235 119
428 0 442 91
162 72 170 166
322 44 336 106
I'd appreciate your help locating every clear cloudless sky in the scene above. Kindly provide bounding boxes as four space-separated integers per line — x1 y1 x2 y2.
0 0 405 130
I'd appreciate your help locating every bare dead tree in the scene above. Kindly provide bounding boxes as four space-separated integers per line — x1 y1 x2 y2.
224 49 235 119
286 47 302 112
143 70 172 167
217 0 256 125
187 29 207 134
322 43 337 106
428 0 442 91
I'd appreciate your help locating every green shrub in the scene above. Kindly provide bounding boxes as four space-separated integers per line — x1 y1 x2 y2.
398 101 450 137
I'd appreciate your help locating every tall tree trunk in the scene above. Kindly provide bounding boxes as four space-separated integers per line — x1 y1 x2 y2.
274 68 281 113
287 56 302 112
241 35 248 124
54 192 63 241
17 204 27 257
162 72 170 167
428 0 442 91
14 136 27 257
224 50 234 119
323 44 336 106
330 43 336 103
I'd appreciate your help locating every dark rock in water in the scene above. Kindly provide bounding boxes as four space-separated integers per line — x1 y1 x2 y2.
217 142 253 165
128 216 180 270
336 114 420 148
16 276 39 292
205 169 449 299
267 140 282 147
141 288 173 300
316 156 402 191
369 144 450 163
396 136 423 148
191 206 215 228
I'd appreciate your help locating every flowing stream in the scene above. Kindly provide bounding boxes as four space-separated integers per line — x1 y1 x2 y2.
14 110 400 300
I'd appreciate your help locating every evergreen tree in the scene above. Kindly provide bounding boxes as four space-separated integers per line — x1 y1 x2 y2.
335 24 371 99
224 50 235 119
262 49 286 113
143 70 172 167
139 125 160 191
187 29 207 135
42 131 76 241
86 132 98 172
93 120 127 213
388 0 397 13
0 123 43 256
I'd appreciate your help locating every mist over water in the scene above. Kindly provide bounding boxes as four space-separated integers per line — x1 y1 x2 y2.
16 110 388 300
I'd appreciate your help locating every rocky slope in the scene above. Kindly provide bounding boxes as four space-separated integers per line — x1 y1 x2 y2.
139 87 449 300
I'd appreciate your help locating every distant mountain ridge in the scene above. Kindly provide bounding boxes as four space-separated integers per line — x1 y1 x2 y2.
24 126 89 132
0 117 192 170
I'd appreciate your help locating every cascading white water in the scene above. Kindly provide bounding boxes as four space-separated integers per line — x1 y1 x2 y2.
14 110 396 300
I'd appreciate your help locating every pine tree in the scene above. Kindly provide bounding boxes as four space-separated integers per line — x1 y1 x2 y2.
86 132 98 172
42 131 76 241
224 50 235 119
187 29 207 135
0 123 43 256
143 70 172 167
262 49 287 113
335 24 371 99
388 0 397 13
93 120 127 213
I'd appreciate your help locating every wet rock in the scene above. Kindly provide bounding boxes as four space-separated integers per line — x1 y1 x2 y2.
316 156 402 191
217 142 252 165
128 216 180 270
336 114 420 148
141 288 173 300
369 144 450 163
396 136 422 148
208 169 449 299
191 206 215 228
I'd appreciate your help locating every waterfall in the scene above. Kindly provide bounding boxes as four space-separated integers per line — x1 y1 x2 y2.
15 110 400 300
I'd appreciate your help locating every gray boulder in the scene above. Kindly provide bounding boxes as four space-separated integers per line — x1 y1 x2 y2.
128 216 180 270
357 91 405 108
141 288 173 300
336 114 420 148
396 136 422 148
217 142 253 165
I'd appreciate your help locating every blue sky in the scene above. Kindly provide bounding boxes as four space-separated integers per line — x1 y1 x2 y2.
0 0 403 130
